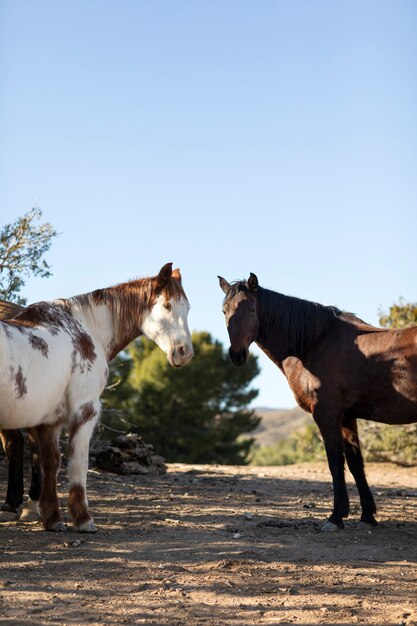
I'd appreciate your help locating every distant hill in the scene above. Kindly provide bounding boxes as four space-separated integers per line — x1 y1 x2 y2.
251 406 313 447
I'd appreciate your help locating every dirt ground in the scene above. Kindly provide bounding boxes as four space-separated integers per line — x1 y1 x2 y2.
0 461 416 626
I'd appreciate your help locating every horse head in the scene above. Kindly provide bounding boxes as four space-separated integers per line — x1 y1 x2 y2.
218 273 259 366
141 263 194 368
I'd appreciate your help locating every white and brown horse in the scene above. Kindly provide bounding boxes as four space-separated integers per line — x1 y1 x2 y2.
0 263 193 532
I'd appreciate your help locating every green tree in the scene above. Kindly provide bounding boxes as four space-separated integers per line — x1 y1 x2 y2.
0 207 57 304
101 354 136 436
378 298 417 329
101 331 260 464
250 422 326 466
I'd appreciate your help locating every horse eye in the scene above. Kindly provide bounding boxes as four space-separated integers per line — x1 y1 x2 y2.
163 303 172 311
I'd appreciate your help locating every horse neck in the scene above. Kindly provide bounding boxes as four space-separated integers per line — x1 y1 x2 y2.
69 279 154 361
255 287 339 366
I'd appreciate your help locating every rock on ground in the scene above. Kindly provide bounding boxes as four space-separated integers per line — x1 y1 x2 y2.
93 433 166 475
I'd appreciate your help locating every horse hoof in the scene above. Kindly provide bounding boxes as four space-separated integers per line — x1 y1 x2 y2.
73 519 97 533
321 520 341 532
46 521 68 532
0 510 19 522
357 520 378 531
19 499 41 522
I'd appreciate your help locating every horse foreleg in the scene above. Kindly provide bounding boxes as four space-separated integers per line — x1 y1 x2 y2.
36 423 66 531
315 412 349 531
19 428 42 522
0 429 24 519
67 401 100 533
342 417 377 528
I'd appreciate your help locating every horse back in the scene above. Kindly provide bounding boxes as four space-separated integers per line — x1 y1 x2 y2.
296 322 417 424
352 325 417 419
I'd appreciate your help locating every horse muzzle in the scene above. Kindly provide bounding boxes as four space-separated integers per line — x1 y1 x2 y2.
229 346 248 366
169 344 194 368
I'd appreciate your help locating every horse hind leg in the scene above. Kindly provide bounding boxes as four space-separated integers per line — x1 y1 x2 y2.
19 428 42 522
0 429 24 520
342 417 377 529
67 401 100 533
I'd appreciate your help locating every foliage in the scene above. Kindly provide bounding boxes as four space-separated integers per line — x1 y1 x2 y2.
101 354 136 436
358 421 417 466
101 331 260 464
0 207 57 304
378 298 417 329
250 421 326 466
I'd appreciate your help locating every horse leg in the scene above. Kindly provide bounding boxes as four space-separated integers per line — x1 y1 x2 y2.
36 423 66 531
315 412 349 531
342 417 377 528
67 401 100 533
19 428 42 522
0 429 24 519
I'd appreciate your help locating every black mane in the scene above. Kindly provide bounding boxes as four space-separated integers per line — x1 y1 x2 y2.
257 286 342 356
224 280 343 358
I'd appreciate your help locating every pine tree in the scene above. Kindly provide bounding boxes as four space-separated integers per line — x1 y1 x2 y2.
101 332 260 464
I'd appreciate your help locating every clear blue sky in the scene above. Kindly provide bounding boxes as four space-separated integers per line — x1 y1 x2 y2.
1 1 416 408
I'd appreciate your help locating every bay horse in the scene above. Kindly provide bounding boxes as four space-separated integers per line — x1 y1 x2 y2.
218 272 417 531
0 263 193 532
0 299 42 522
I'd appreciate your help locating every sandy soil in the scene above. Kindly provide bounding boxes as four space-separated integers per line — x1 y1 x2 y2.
0 461 417 625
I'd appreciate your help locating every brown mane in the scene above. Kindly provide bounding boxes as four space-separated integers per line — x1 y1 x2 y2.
72 273 187 359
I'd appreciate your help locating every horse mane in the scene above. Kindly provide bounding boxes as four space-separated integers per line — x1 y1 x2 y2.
73 274 185 314
225 281 343 357
257 286 343 355
70 274 187 359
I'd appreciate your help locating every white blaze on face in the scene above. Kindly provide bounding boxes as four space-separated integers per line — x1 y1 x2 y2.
141 294 193 367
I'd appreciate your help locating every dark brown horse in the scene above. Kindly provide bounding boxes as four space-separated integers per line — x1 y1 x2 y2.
0 299 41 522
218 273 417 531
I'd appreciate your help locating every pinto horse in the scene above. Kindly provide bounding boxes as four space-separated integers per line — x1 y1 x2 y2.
219 272 417 531
0 263 193 532
0 299 42 522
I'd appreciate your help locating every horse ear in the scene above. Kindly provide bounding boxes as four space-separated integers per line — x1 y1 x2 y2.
247 273 258 292
218 276 230 294
157 262 173 286
172 268 182 283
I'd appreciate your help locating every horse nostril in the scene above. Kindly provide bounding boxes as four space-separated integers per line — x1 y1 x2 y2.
172 346 186 362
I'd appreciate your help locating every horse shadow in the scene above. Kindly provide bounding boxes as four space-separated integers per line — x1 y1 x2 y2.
0 465 416 625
